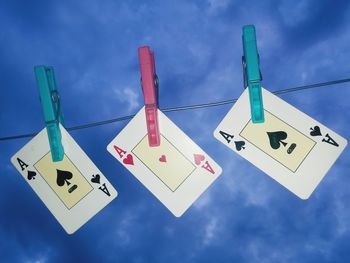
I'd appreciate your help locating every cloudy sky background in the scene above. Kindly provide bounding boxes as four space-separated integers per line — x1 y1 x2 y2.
1 0 350 262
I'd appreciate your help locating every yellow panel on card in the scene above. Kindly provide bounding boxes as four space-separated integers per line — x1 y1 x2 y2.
240 111 316 172
132 134 196 191
34 153 93 209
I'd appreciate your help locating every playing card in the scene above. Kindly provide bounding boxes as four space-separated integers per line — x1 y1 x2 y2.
11 125 117 234
107 107 222 217
214 88 347 199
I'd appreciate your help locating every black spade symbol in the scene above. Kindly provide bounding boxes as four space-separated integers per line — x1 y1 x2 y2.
56 169 73 187
310 126 322 136
91 174 101 184
267 131 288 150
27 170 36 180
234 141 246 151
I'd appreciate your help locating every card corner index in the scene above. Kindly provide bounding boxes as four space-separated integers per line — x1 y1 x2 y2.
107 141 120 155
213 128 226 143
11 154 27 171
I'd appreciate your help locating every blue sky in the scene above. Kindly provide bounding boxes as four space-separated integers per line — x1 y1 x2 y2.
0 0 350 262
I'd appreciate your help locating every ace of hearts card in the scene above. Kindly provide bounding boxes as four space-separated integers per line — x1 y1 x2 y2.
107 107 222 217
214 88 347 199
11 125 117 234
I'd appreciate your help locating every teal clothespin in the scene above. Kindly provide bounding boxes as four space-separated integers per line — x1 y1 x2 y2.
242 25 264 123
34 66 65 162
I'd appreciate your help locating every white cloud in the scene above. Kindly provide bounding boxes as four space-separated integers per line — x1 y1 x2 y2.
114 86 140 113
27 258 48 263
207 0 231 14
202 217 219 245
113 211 136 246
24 249 51 263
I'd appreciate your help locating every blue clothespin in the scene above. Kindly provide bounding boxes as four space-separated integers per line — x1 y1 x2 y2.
34 66 65 162
242 25 264 123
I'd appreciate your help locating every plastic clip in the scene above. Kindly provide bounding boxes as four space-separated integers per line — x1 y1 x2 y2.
138 46 161 147
34 66 65 162
242 25 264 123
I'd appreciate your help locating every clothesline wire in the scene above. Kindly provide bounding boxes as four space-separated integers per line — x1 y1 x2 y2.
1 77 349 142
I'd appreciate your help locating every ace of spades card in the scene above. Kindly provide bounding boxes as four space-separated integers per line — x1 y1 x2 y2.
11 124 117 234
214 88 347 199
107 107 222 217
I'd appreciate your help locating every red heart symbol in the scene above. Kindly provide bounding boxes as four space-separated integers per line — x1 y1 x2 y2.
193 154 205 165
159 155 167 163
123 154 134 165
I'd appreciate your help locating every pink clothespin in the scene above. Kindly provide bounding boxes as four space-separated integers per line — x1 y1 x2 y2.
138 46 161 147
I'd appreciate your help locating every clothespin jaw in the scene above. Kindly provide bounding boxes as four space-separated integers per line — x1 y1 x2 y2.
242 25 265 123
34 66 65 162
138 46 161 147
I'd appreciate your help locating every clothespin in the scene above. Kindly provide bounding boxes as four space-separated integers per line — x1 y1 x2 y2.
242 25 265 123
34 66 65 162
138 46 161 147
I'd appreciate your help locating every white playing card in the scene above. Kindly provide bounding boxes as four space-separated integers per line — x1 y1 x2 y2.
107 107 222 217
214 88 347 199
11 125 117 234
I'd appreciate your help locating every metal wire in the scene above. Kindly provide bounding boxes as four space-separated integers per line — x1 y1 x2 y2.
1 77 349 141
